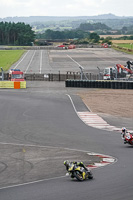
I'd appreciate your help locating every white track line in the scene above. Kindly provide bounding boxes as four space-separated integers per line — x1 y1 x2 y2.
0 175 66 190
40 50 42 74
25 50 36 73
67 54 83 68
13 50 30 69
0 95 119 189
0 142 117 189
66 94 129 132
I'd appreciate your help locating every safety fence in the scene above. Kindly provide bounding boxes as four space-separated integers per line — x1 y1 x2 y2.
0 44 102 50
65 80 133 89
24 73 99 81
0 72 99 81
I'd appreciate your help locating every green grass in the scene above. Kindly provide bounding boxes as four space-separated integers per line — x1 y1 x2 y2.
117 43 133 49
0 50 26 71
112 43 133 55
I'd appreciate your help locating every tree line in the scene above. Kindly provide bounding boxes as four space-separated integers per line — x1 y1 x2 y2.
0 22 35 45
1 21 133 46
36 22 110 40
77 22 111 31
36 29 90 40
36 30 100 44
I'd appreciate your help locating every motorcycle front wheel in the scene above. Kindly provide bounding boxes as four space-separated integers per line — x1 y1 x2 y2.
87 171 93 179
74 171 84 181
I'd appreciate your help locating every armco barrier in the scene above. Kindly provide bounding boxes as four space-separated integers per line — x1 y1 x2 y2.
0 81 26 89
65 80 133 89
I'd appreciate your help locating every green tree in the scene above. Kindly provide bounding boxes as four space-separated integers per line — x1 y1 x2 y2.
89 32 100 43
78 22 111 31
0 22 35 45
101 37 112 45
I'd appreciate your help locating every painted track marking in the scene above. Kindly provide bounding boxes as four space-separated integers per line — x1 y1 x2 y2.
87 152 117 169
77 111 133 132
66 94 121 132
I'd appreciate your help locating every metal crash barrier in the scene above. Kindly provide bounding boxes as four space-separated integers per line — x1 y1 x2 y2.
65 80 133 89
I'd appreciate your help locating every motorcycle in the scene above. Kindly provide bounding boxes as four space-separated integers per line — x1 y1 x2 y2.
123 132 133 145
66 162 93 181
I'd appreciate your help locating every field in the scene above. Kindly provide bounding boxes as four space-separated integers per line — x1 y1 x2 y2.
112 41 133 54
112 40 133 44
113 43 133 49
0 50 25 71
100 35 131 39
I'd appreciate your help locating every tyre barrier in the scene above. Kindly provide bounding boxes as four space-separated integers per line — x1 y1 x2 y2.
65 80 133 89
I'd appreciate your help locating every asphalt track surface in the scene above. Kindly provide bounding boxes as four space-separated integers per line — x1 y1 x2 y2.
0 83 133 200
1 48 133 200
11 48 133 74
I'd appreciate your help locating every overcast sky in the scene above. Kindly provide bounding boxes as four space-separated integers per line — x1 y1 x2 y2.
0 0 133 18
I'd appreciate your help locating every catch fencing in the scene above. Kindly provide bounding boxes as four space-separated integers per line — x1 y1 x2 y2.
24 72 99 81
1 72 100 81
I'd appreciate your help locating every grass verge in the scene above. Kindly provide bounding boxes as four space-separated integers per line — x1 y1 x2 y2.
112 44 133 55
0 50 26 71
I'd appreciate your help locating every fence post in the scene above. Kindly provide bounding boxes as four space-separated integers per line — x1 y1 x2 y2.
59 71 60 81
90 73 92 80
66 72 68 80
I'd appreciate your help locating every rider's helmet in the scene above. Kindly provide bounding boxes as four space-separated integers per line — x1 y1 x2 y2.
64 160 69 167
122 127 126 133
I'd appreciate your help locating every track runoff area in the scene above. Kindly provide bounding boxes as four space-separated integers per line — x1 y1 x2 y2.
11 48 133 75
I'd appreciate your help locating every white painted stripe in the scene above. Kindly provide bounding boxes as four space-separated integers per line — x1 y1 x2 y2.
0 175 66 190
81 118 106 120
83 121 108 124
103 158 115 163
40 50 42 74
87 152 117 169
80 117 106 120
25 50 36 73
66 94 77 113
13 50 30 69
77 111 120 131
67 55 83 68
94 163 108 167
0 141 116 189
66 94 132 133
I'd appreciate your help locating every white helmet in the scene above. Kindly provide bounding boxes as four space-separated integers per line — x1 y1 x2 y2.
122 127 126 132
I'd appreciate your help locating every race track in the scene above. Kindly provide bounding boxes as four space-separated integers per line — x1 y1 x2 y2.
11 48 133 74
0 48 133 199
0 86 133 200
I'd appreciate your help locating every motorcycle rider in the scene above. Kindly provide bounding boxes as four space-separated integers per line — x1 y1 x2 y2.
64 160 89 172
121 127 127 143
64 160 93 179
73 161 89 171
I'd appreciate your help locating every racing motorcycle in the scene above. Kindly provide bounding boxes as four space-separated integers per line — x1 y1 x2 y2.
66 162 93 181
123 132 133 145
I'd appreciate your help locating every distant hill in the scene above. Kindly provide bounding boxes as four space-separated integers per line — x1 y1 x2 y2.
0 14 130 24
1 14 133 31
